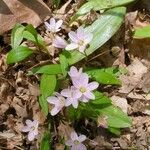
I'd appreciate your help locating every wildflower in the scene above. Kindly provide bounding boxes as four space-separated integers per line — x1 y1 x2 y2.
65 27 93 53
44 17 63 33
47 93 66 116
52 36 67 48
66 131 87 150
68 66 84 79
61 86 81 108
72 73 99 102
22 119 39 141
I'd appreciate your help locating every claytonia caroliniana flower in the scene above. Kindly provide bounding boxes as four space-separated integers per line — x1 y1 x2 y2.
52 35 67 48
68 66 84 79
22 119 39 141
65 27 93 53
44 17 63 33
72 73 99 102
61 86 81 108
47 93 66 116
66 131 87 150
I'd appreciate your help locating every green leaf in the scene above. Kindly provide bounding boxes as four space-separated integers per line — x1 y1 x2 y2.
40 74 57 97
86 69 121 85
59 54 69 77
77 0 135 15
39 95 49 116
67 7 126 65
11 24 25 49
7 46 33 64
31 64 62 75
23 25 45 46
108 127 121 135
134 26 150 39
99 105 131 128
40 132 51 150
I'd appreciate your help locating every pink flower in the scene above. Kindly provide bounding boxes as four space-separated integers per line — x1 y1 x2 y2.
61 86 81 108
68 66 84 79
47 93 66 116
22 119 39 141
66 131 87 150
44 18 63 33
72 73 99 102
65 27 93 53
52 36 67 48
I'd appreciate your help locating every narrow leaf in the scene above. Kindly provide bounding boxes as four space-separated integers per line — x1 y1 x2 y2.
86 69 121 85
40 132 51 150
59 54 69 77
40 74 57 97
11 24 25 48
77 0 135 15
39 95 49 116
7 46 33 64
31 64 62 75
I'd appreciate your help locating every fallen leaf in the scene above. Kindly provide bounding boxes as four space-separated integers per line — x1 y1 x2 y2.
0 0 51 34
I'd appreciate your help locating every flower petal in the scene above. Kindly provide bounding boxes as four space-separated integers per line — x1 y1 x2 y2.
68 66 78 77
50 18 56 27
68 31 79 43
53 36 67 48
50 107 61 116
44 22 52 31
87 82 99 91
61 89 71 98
77 27 85 40
28 131 35 141
22 126 30 132
84 33 93 44
66 139 73 146
72 99 79 108
65 98 72 106
56 20 63 30
78 143 87 150
47 96 58 104
25 119 33 127
70 131 78 141
78 135 86 142
84 92 95 100
65 43 78 51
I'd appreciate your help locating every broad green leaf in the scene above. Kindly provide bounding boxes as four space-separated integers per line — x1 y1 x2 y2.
7 46 33 64
23 25 45 47
31 64 62 75
134 26 150 39
99 105 131 128
59 54 69 77
40 74 57 97
77 0 135 15
39 95 49 116
11 24 25 48
86 69 121 85
67 7 126 65
40 132 51 150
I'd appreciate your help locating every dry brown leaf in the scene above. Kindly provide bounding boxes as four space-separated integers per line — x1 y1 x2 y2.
111 96 128 114
0 0 51 34
57 122 73 140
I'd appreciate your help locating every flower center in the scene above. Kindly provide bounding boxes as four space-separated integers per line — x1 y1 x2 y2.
31 126 36 131
59 97 65 106
78 40 84 46
79 87 86 93
73 140 80 145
